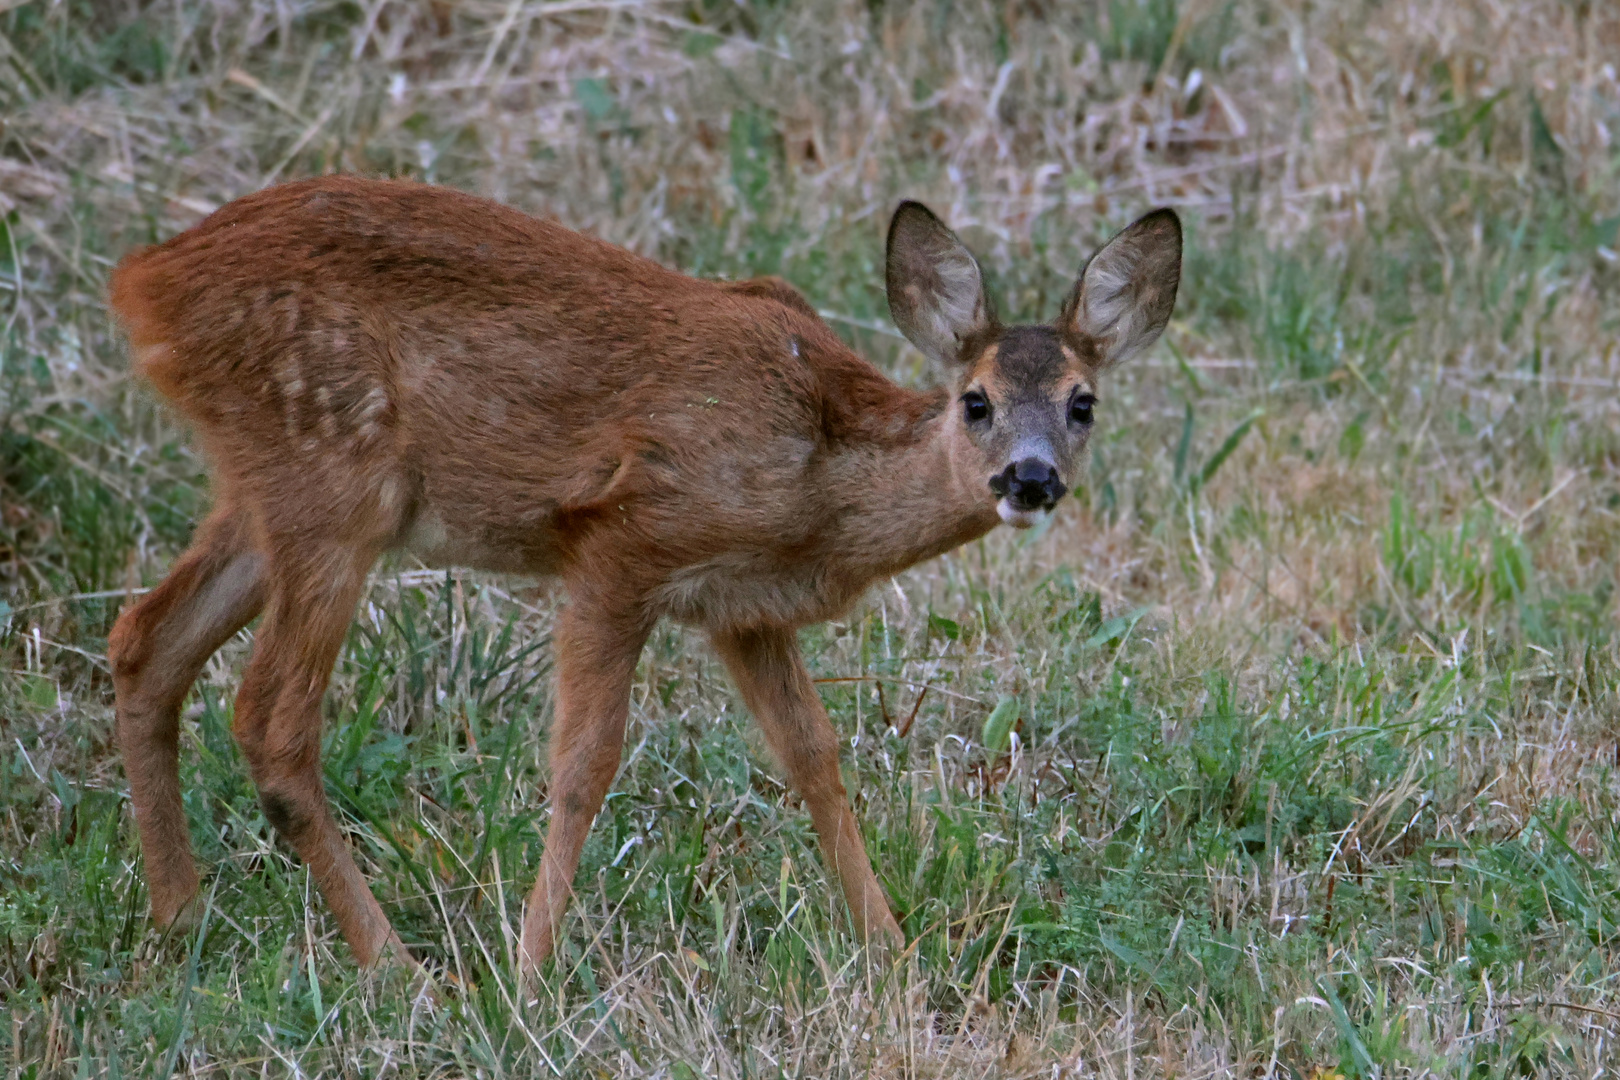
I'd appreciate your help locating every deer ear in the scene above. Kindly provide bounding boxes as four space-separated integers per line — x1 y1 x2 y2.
886 201 995 366
1059 208 1182 367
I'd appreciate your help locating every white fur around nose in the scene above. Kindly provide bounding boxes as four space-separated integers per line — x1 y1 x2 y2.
997 499 1047 529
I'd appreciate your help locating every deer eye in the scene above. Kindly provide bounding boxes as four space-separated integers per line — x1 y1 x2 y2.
961 390 992 425
1069 392 1096 426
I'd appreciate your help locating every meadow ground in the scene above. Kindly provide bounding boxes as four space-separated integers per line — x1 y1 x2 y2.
2 1 1620 1076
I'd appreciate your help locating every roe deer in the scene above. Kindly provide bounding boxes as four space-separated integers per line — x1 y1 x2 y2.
106 176 1181 975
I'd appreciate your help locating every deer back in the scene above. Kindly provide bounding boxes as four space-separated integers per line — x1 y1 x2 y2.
110 177 955 628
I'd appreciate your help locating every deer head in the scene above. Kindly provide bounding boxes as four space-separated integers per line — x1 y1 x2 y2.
886 202 1183 528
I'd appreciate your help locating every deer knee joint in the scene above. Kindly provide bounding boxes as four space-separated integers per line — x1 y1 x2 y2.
261 790 313 840
107 608 150 684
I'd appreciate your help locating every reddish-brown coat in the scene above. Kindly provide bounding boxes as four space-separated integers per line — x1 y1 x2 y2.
106 176 1180 975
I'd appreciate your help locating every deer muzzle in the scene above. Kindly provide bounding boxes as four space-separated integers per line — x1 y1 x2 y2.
989 457 1066 527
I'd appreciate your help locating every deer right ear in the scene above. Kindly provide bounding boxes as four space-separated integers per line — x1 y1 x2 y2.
886 201 995 367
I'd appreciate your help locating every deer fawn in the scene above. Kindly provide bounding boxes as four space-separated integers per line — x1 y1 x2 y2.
107 176 1180 975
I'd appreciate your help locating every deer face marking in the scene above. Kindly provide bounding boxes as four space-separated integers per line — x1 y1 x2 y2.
886 201 1182 528
959 331 1094 526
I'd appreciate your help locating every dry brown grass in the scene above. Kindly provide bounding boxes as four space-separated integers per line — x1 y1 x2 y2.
4 1 1620 1076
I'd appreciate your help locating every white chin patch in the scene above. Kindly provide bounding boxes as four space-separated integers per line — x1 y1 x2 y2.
997 500 1047 529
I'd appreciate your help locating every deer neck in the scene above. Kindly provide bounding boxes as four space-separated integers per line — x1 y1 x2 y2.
820 389 1000 582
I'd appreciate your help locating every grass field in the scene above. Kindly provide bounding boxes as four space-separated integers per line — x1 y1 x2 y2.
3 1 1620 1075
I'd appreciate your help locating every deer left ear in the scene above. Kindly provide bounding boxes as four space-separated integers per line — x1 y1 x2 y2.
1058 208 1182 367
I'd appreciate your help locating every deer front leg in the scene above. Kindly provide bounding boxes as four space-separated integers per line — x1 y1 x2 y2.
519 597 652 977
711 626 903 953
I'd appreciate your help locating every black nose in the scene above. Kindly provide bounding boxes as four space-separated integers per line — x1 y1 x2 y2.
989 458 1067 511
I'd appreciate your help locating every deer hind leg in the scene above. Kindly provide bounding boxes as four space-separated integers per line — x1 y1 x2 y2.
712 627 903 953
109 504 266 931
519 598 651 976
231 539 404 967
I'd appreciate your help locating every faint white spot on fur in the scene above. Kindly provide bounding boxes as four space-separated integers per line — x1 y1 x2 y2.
133 342 172 371
279 293 302 336
483 396 507 426
377 475 404 518
356 386 391 441
277 355 305 436
789 337 801 358
315 386 337 438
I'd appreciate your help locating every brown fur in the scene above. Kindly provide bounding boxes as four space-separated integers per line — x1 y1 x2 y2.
107 177 1180 975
